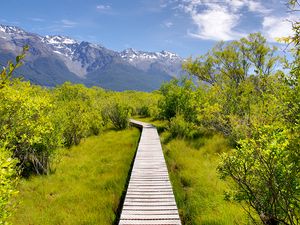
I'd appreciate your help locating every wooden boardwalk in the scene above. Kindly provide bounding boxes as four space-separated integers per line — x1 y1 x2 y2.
118 119 181 225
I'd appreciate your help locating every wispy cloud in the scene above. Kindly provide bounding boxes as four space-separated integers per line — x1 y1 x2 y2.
61 19 77 28
179 0 275 41
96 4 111 11
163 21 174 28
141 0 176 13
30 17 45 22
262 16 295 42
0 19 20 25
35 19 78 33
245 0 271 14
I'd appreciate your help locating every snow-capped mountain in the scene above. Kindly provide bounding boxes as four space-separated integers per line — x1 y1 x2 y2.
0 24 184 91
120 48 183 76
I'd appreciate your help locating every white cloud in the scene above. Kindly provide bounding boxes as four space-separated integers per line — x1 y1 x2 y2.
180 0 278 41
226 0 245 12
163 21 174 28
262 16 294 42
182 1 245 41
96 4 111 10
189 7 242 40
224 0 270 14
246 0 271 14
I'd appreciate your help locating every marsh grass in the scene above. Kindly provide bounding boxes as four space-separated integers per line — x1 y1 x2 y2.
163 134 250 225
10 128 140 225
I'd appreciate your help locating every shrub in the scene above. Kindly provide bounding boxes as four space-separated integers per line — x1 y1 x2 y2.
137 105 151 117
103 103 130 130
169 114 193 138
218 126 300 225
0 82 61 175
53 83 103 147
158 78 197 122
0 147 19 224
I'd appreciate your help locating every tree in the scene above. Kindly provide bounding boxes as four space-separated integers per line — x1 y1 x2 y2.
0 45 28 89
183 33 283 141
217 7 300 225
183 33 279 88
0 48 27 224
0 82 62 175
158 78 197 123
53 83 103 147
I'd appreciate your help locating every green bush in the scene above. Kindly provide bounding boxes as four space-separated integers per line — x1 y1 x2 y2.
136 105 151 117
0 82 61 175
158 78 197 122
168 114 193 138
0 147 18 224
218 126 300 224
103 103 130 130
53 83 103 147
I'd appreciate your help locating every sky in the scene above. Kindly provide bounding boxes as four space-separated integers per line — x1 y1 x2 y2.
0 0 299 57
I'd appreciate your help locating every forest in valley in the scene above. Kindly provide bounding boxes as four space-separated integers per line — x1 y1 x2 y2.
1 1 299 225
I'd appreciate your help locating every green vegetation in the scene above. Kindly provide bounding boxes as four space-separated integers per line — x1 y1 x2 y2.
219 126 299 225
9 128 139 225
0 148 18 224
1 2 299 224
102 102 131 130
0 48 159 224
157 32 299 224
164 133 249 225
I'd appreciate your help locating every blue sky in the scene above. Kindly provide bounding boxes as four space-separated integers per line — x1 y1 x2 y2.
0 0 298 57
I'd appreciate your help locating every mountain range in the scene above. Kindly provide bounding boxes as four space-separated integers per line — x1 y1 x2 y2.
0 24 185 91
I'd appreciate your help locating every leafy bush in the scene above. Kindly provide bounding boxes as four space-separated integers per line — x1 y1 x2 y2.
168 114 194 139
0 147 18 224
53 83 103 147
136 105 151 117
158 78 197 122
0 82 61 175
102 103 130 130
218 126 300 225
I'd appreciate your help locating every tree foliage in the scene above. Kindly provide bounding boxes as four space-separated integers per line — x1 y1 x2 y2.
0 147 18 225
219 126 299 224
158 78 198 123
181 32 300 224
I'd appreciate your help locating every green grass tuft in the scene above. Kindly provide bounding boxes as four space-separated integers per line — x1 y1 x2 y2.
10 128 140 225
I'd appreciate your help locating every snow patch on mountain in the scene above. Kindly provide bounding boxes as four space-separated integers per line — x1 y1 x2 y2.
119 48 183 77
0 24 184 79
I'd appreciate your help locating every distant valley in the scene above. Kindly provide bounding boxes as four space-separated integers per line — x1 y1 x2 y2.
0 24 185 91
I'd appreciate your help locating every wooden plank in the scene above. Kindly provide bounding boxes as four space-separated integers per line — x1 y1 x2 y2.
121 210 179 215
120 214 180 220
119 220 181 225
118 120 181 225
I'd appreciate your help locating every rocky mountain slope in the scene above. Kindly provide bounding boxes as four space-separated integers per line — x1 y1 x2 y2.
0 24 184 91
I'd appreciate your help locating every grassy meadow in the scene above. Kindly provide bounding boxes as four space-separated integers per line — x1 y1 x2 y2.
164 136 249 225
9 128 140 225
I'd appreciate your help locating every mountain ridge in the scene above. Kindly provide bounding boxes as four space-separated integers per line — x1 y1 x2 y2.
0 24 185 91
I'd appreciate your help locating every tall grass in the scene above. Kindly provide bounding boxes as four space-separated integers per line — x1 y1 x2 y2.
163 134 250 225
10 128 140 225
